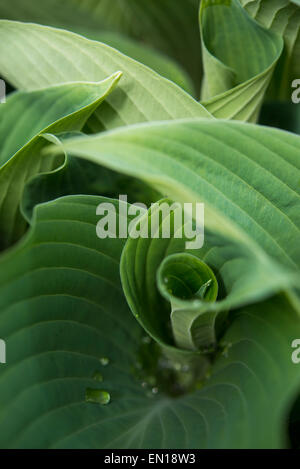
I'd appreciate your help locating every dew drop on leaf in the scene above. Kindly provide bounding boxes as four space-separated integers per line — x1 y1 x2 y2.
85 389 111 405
100 357 110 366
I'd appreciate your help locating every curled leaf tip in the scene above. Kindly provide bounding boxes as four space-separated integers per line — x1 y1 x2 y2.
157 253 219 351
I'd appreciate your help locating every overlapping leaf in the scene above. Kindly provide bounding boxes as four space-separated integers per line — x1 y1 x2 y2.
0 195 299 448
200 0 283 122
70 30 194 95
0 75 121 249
0 0 202 91
21 153 160 224
0 9 299 451
240 0 300 99
120 199 296 357
0 20 211 136
51 118 300 274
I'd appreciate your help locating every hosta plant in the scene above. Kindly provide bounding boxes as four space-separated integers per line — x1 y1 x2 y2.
0 0 299 449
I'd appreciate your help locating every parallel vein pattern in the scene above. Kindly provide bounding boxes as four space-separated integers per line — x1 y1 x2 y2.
0 20 211 134
56 119 300 271
200 0 283 121
0 76 120 248
0 196 298 448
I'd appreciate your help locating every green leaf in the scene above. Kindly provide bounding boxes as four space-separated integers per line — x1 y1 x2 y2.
119 198 297 361
0 0 195 94
72 30 195 95
0 74 120 249
0 0 202 91
158 253 219 352
0 195 299 448
21 152 161 223
199 294 300 449
0 4 299 450
0 195 141 448
240 0 300 100
0 20 211 134
50 119 300 272
200 0 283 122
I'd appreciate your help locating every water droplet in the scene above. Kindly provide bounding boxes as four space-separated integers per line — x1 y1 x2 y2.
152 387 158 395
92 371 103 382
164 277 169 284
85 388 110 405
100 357 110 366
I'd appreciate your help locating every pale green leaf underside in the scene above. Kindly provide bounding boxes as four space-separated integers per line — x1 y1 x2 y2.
158 252 219 351
71 30 194 95
0 0 202 89
0 75 120 248
0 195 299 448
200 0 283 122
53 119 300 273
240 0 300 99
0 20 211 134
